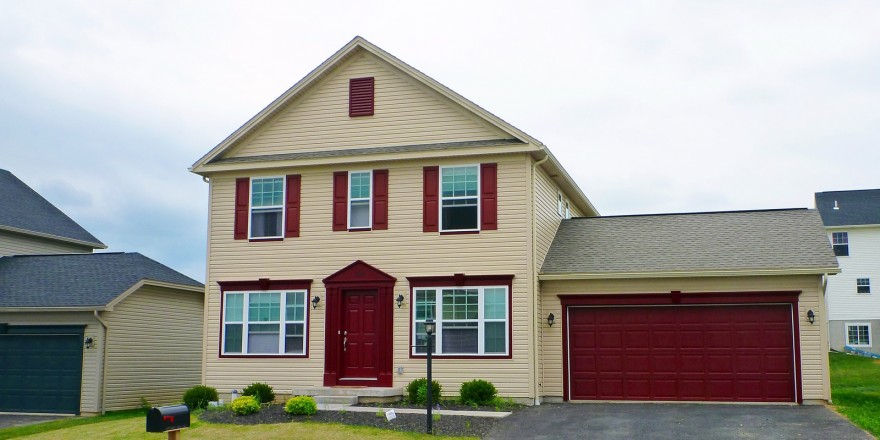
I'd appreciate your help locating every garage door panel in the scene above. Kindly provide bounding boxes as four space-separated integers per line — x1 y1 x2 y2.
567 304 795 402
0 333 83 414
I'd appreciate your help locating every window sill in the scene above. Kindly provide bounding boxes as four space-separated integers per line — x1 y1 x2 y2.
347 227 372 232
439 230 480 235
220 354 308 358
408 353 511 360
249 237 283 242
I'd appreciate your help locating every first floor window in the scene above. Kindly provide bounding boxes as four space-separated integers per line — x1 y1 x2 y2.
250 177 284 238
412 286 508 356
847 323 871 347
223 290 307 355
440 165 479 231
857 278 871 294
832 232 849 256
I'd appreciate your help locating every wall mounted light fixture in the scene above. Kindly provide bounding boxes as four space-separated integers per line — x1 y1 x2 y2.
396 294 405 308
84 337 94 349
547 313 555 327
311 296 320 309
807 309 815 324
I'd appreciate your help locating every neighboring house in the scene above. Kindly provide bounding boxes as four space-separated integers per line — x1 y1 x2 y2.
815 189 880 352
190 37 839 405
0 169 204 415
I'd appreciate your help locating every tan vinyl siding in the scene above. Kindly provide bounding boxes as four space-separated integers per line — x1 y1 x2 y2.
204 154 535 399
0 312 103 413
0 230 94 256
226 51 508 159
539 275 828 401
102 286 204 410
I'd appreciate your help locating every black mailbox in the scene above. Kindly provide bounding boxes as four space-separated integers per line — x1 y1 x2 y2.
146 404 190 433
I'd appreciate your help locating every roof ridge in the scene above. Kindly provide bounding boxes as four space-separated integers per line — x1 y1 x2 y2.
816 188 880 194
569 208 809 220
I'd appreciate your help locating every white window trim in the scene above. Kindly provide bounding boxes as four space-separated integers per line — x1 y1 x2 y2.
411 285 508 356
347 170 373 230
846 322 872 347
832 232 849 256
565 201 571 219
857 278 871 294
439 164 481 233
248 176 285 239
557 192 564 217
222 290 308 356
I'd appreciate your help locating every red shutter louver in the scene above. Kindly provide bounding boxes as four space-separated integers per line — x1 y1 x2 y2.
284 174 301 238
349 77 375 117
372 169 388 230
423 166 439 232
332 171 348 231
480 163 498 230
234 178 249 240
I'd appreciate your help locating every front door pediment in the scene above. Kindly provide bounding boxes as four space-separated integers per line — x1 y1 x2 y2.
323 260 396 285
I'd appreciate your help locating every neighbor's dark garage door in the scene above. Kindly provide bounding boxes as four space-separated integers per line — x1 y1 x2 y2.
0 325 84 413
567 304 796 402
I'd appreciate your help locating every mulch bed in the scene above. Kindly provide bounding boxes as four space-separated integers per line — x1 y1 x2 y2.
199 404 509 437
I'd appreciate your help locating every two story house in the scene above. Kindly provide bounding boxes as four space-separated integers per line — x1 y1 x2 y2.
815 189 880 353
0 169 204 414
191 37 838 405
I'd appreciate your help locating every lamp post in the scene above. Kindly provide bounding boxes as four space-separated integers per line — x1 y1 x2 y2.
424 319 436 435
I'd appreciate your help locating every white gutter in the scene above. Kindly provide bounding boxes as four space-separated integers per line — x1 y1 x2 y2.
0 225 106 249
531 152 550 406
539 267 842 281
93 310 109 415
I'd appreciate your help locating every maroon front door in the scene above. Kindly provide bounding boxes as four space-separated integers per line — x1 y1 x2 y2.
567 304 797 402
340 289 380 381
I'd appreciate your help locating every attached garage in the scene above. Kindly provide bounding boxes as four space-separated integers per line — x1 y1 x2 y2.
539 210 840 404
0 326 85 413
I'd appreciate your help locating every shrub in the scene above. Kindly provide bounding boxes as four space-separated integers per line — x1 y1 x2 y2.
406 378 442 405
459 379 497 406
231 396 260 415
284 396 317 415
183 385 219 410
242 382 275 404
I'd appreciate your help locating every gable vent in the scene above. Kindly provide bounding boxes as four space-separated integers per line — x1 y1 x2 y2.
349 77 375 117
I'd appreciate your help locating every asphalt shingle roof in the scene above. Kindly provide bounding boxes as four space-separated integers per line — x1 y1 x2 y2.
541 209 839 275
815 189 880 227
0 252 203 308
0 169 104 247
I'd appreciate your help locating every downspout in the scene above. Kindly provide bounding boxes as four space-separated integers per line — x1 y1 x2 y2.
94 310 109 414
531 151 550 405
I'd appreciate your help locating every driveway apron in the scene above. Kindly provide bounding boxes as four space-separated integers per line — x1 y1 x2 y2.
485 403 872 440
0 414 65 429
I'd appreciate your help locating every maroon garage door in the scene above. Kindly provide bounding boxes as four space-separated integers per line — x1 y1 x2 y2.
567 304 796 402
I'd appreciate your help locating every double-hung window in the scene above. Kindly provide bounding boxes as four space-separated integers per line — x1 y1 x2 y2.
846 323 871 347
565 201 571 219
412 286 508 356
349 171 372 229
250 177 284 238
832 232 849 256
440 165 479 231
223 290 307 355
857 278 871 294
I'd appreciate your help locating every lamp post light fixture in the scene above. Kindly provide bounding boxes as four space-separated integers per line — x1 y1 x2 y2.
424 319 436 435
807 309 815 324
396 294 405 308
311 296 320 309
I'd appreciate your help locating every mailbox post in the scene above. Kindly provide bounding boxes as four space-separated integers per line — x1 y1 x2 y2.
146 405 190 439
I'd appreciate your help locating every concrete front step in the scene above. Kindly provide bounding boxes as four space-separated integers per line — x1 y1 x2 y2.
291 386 404 404
313 395 358 405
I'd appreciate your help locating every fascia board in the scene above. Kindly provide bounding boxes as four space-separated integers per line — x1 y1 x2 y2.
104 279 205 311
0 225 106 250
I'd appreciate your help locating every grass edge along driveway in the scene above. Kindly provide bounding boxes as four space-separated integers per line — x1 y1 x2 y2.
830 351 880 438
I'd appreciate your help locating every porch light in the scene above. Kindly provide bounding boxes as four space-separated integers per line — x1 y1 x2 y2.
807 309 815 324
84 337 94 349
311 296 320 309
396 294 405 308
547 313 555 327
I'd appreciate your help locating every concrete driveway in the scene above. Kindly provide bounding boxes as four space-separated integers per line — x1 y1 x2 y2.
0 414 66 429
486 403 872 440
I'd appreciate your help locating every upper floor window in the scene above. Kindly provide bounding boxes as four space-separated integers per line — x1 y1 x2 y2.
557 193 564 217
565 201 572 219
349 171 372 229
847 323 871 347
857 278 871 294
832 232 849 256
223 290 308 355
441 165 479 232
250 177 284 239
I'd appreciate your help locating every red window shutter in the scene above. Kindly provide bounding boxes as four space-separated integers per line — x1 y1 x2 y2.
332 171 348 231
234 178 249 240
349 77 375 117
423 166 439 232
284 175 301 238
372 169 389 230
480 163 498 230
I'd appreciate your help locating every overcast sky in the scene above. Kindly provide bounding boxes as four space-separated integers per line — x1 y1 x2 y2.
2 1 878 282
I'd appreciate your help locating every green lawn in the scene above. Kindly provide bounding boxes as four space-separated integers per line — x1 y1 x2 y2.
830 351 880 437
0 410 473 440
